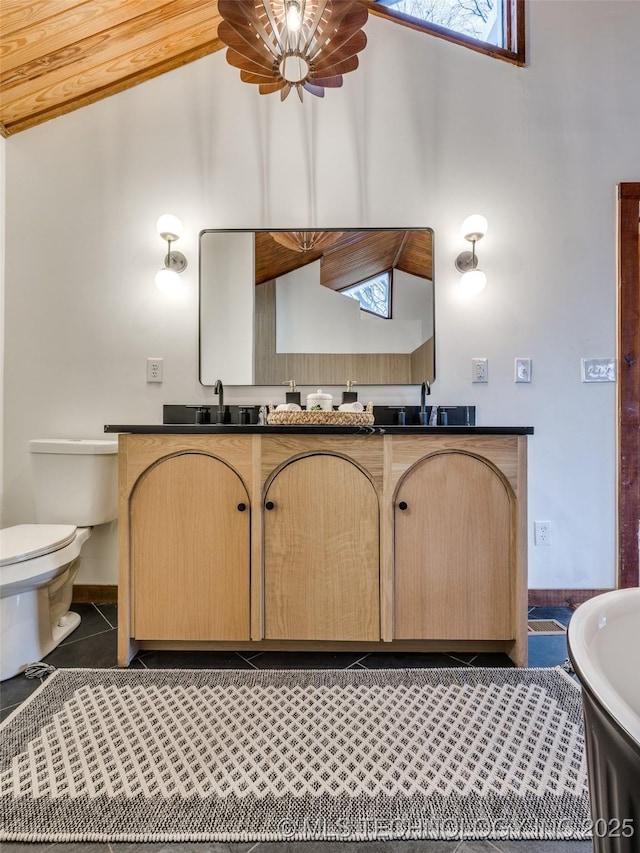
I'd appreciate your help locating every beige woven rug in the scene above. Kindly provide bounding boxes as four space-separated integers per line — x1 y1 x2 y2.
0 667 591 843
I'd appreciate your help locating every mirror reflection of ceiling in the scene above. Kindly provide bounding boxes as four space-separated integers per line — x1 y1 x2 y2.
199 228 435 387
255 230 433 291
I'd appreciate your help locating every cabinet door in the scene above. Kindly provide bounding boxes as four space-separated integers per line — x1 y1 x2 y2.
131 453 250 640
394 452 513 640
264 454 380 641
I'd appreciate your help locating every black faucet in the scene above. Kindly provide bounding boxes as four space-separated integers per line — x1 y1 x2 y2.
420 380 430 425
214 379 225 423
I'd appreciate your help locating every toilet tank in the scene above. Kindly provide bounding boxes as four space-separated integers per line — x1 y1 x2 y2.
29 439 118 526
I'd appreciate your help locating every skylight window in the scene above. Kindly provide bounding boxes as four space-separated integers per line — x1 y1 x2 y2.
368 0 525 66
340 272 392 319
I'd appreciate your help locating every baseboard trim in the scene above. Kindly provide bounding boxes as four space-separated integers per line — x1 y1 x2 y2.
73 585 613 609
73 584 118 603
528 588 613 608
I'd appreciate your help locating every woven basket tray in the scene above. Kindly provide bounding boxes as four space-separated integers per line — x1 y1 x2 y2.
267 402 374 426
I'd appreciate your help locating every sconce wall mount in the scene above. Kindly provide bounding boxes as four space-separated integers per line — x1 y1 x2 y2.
455 214 488 295
155 214 187 293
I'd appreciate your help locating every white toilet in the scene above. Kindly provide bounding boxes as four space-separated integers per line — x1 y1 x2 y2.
0 439 118 681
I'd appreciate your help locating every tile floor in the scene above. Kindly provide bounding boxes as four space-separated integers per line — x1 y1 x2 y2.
0 604 592 853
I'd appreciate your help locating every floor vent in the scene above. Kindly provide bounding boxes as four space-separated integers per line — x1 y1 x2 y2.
528 619 566 635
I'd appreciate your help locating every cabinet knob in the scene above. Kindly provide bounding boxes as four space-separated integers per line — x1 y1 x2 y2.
237 502 247 512
265 500 275 510
398 501 408 511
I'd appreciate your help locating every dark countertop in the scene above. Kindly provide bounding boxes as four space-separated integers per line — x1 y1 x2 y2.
104 424 534 436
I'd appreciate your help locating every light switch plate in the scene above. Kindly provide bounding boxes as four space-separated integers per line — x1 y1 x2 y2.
515 358 532 383
581 358 616 382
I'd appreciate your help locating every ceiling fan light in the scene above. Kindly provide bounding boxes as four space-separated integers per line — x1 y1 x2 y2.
286 1 302 31
218 0 368 100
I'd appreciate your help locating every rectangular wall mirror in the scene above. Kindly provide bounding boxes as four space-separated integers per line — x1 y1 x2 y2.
199 228 435 386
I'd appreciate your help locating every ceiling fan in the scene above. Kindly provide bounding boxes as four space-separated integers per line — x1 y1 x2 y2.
217 0 369 101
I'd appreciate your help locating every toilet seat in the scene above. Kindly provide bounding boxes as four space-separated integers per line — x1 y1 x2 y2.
0 524 78 567
0 526 90 597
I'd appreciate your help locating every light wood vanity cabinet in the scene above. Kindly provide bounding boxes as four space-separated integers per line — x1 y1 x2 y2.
393 447 514 641
118 431 528 666
129 450 251 642
263 453 380 641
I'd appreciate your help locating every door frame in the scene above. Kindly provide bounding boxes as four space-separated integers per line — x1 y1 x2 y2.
618 183 640 588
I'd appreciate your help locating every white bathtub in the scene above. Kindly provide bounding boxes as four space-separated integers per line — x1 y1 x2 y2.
568 587 640 852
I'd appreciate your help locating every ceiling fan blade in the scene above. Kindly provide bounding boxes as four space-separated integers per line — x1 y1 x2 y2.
308 4 368 56
257 81 287 94
279 83 293 100
218 0 268 31
303 82 326 98
308 74 343 88
227 50 275 77
313 30 367 67
218 22 277 67
241 70 281 85
312 55 359 79
219 0 283 54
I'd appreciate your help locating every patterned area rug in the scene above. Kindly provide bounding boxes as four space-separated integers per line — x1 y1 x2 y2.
0 667 591 843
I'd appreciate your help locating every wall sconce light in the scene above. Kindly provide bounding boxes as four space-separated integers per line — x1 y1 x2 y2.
155 214 187 294
455 214 488 295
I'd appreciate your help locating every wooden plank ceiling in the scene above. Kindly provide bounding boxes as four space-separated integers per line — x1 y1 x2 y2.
0 1 397 138
0 0 398 136
0 0 225 137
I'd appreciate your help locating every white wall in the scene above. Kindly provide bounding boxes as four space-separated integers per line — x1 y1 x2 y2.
0 136 5 520
276 263 428 353
3 1 640 588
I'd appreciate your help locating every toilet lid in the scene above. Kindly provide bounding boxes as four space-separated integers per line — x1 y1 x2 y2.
0 524 77 567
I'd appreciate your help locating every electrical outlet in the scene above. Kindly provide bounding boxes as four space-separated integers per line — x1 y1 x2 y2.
146 357 163 383
515 358 532 383
472 357 488 383
534 521 551 546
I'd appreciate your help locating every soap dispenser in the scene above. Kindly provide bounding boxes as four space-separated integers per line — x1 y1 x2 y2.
342 380 358 404
282 379 301 406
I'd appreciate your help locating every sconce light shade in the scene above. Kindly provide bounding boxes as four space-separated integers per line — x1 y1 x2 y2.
459 268 487 296
155 267 183 294
156 214 183 242
155 214 187 292
460 214 488 242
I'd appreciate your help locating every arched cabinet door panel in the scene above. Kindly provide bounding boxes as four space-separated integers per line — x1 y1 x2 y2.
394 451 513 640
131 453 250 640
264 454 380 641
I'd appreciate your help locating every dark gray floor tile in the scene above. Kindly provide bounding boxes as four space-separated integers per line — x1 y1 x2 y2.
491 841 593 852
42 627 117 668
25 845 112 852
0 670 48 713
363 652 468 668
251 651 364 669
466 653 514 668
58 602 115 644
527 634 569 668
134 649 254 669
0 845 57 852
94 601 118 628
111 844 258 852
254 842 460 852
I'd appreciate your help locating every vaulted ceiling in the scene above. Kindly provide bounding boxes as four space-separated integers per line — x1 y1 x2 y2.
0 0 394 138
